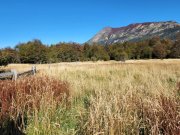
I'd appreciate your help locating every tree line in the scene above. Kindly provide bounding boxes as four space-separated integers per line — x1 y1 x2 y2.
0 35 180 66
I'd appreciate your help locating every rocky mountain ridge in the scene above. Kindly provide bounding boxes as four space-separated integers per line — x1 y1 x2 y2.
87 21 180 45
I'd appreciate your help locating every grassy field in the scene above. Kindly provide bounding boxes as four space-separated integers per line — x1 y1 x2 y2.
1 59 180 135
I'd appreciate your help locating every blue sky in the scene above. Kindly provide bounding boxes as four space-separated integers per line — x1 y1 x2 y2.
0 0 180 48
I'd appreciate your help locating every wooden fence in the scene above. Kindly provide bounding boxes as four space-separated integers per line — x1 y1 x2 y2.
0 66 36 81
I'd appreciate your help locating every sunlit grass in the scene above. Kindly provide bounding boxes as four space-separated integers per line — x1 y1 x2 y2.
2 59 180 134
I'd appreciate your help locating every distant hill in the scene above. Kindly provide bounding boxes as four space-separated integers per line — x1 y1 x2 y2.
87 21 180 45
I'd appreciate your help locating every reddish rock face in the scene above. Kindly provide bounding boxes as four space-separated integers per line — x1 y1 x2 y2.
87 21 180 45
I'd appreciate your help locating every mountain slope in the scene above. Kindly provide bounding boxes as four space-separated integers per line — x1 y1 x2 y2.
87 21 180 45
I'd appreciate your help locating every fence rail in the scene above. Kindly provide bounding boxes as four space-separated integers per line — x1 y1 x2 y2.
0 72 14 79
0 66 36 81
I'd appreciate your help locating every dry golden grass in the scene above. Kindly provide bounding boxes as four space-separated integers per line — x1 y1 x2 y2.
1 59 180 135
5 59 180 72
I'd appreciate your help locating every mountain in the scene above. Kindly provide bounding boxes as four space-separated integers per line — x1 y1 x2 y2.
87 21 180 45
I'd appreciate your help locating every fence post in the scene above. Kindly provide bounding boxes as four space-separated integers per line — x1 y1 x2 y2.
11 70 18 81
32 66 36 75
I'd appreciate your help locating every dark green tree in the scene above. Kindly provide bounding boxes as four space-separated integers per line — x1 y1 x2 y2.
108 43 128 61
87 44 110 61
149 36 161 47
16 40 48 63
0 48 19 66
170 40 180 58
55 43 83 62
47 45 60 63
134 41 153 59
153 42 167 59
0 50 8 66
